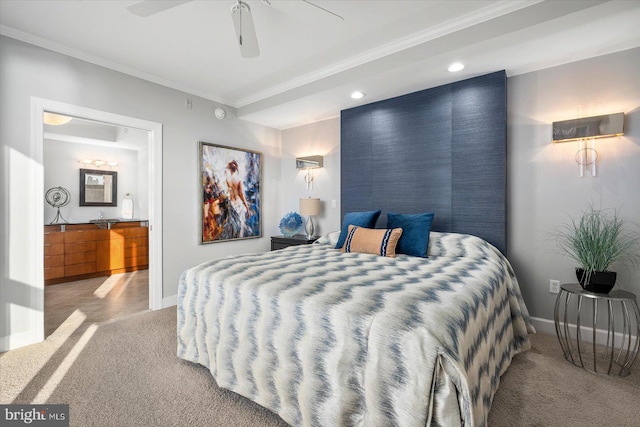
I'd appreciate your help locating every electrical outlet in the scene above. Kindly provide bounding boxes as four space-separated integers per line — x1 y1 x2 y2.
549 279 560 294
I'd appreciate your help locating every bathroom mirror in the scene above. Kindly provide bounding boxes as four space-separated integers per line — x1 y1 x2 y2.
79 168 117 206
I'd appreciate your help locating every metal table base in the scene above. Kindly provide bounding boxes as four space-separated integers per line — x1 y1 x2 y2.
554 283 640 377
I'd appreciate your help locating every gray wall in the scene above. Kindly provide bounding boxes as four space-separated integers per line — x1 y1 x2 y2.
0 36 281 346
280 118 341 236
44 140 145 223
507 47 640 321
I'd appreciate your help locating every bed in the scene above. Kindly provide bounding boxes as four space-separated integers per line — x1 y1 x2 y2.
177 230 534 427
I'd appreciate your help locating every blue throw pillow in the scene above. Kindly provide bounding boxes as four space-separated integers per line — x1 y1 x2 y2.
386 212 435 257
335 210 382 249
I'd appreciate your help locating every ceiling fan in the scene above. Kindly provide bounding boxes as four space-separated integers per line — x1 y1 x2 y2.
127 0 343 59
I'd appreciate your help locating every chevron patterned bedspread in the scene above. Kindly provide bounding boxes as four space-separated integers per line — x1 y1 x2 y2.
177 232 534 427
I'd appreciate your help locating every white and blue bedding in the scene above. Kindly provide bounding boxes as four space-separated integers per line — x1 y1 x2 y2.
177 232 534 426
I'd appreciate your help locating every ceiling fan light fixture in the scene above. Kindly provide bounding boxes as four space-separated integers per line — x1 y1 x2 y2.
44 112 73 126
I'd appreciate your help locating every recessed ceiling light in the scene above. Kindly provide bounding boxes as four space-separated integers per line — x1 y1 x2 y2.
448 62 465 72
350 91 365 100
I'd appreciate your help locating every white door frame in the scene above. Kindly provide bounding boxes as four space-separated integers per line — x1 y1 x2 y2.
30 97 163 343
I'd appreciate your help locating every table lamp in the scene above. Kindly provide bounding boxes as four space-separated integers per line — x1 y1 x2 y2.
299 197 320 238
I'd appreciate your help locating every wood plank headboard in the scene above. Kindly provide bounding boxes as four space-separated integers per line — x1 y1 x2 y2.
340 71 507 254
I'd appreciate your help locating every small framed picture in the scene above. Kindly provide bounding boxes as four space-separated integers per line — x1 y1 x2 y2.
199 142 262 244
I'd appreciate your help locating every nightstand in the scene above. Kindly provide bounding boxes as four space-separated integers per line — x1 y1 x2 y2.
271 235 318 251
554 283 639 377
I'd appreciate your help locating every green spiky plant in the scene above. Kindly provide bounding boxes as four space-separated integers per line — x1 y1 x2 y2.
556 205 640 285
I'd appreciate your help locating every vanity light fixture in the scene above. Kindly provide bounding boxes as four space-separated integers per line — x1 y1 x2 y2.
552 112 624 177
79 159 119 168
350 91 365 100
447 62 465 72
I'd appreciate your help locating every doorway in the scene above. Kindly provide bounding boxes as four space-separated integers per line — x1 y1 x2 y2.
31 98 163 344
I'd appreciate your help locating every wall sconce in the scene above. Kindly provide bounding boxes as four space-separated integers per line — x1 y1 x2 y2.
300 197 321 238
552 112 624 177
296 155 323 190
79 159 119 168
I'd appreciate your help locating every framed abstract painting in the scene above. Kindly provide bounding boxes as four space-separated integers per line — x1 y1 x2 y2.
199 142 262 244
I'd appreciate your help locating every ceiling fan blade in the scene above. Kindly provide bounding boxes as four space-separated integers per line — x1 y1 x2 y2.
231 1 260 58
127 0 192 18
301 0 344 21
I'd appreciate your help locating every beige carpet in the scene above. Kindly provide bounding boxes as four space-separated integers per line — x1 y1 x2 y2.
2 307 638 426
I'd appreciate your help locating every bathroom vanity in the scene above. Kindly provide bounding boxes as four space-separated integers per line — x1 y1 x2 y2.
44 220 148 285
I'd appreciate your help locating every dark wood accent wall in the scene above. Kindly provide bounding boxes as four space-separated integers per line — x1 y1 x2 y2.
340 71 507 254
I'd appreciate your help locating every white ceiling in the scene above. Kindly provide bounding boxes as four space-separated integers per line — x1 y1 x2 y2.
1 0 639 130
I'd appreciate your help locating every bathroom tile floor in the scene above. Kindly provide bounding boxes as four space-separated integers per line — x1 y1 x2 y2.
45 270 149 338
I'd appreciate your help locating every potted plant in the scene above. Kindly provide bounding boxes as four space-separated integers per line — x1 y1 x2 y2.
555 205 640 294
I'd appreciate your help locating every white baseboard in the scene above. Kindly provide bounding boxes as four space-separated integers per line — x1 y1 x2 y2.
162 295 177 308
0 330 39 353
530 316 634 348
530 317 556 336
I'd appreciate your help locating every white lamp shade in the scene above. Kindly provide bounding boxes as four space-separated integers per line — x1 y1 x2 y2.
300 198 320 216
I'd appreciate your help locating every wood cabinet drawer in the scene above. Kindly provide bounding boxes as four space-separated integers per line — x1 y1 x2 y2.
44 243 64 256
44 255 64 268
64 230 97 243
124 245 148 258
125 255 148 268
65 251 96 265
124 227 148 238
125 236 148 248
65 262 96 276
45 266 65 280
96 239 125 271
44 232 64 245
65 241 97 254
96 229 125 240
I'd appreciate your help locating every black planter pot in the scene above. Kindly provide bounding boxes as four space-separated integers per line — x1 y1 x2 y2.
575 268 617 294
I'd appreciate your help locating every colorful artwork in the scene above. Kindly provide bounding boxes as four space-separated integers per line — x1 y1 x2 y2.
200 142 261 243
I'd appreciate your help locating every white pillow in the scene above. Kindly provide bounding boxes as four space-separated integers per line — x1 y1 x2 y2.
314 230 341 247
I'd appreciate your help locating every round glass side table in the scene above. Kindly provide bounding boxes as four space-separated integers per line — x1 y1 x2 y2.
554 283 640 377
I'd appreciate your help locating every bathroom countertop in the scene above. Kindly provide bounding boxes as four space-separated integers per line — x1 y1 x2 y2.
44 220 148 230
